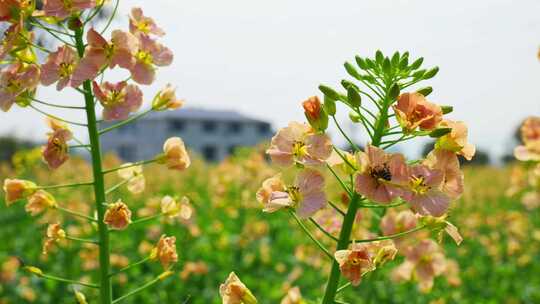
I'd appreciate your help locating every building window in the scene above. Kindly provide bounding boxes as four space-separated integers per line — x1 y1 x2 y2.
118 144 136 161
257 122 270 135
202 145 217 161
202 121 217 133
227 122 243 134
169 120 185 132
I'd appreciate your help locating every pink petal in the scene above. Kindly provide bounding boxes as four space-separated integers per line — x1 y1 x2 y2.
297 191 326 218
130 62 155 85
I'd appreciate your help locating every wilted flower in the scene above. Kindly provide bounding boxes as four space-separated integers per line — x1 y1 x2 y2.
104 200 132 230
92 81 143 121
3 178 36 205
71 29 138 87
25 190 56 216
393 92 443 133
219 272 258 304
334 243 375 286
150 235 178 269
152 84 183 111
42 223 66 255
392 239 446 293
514 116 540 161
280 287 304 304
401 165 450 217
421 215 463 245
43 0 96 19
40 45 78 90
117 163 145 194
129 7 165 37
424 149 464 199
160 137 191 170
129 34 173 85
42 117 73 169
265 169 326 218
369 240 398 267
0 62 40 112
267 121 332 167
354 145 409 204
435 120 475 161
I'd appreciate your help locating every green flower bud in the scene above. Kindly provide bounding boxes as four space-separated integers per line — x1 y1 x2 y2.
347 87 361 108
318 85 339 100
355 55 367 69
441 105 453 114
375 50 384 64
429 128 452 138
349 111 361 123
410 57 424 70
416 86 433 96
344 61 361 79
389 83 400 100
424 67 439 79
323 96 336 116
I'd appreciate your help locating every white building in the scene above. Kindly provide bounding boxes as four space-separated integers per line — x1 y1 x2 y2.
100 108 273 162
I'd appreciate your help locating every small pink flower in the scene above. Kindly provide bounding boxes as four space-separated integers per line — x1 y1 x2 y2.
267 122 332 167
401 165 450 217
514 117 540 161
152 84 184 111
129 7 165 37
129 34 173 85
435 120 476 161
256 174 285 207
392 239 447 293
0 63 40 112
380 209 418 250
92 81 143 121
71 29 138 87
43 0 96 19
393 92 443 133
334 243 375 286
117 163 145 194
40 45 78 90
354 145 409 204
424 149 464 199
42 118 73 169
266 169 326 218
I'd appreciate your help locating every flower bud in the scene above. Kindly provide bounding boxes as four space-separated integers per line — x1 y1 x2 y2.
389 83 400 100
219 272 258 304
424 67 439 79
416 86 433 97
318 85 339 101
68 17 83 30
24 266 43 277
74 291 88 304
355 55 367 70
410 57 424 70
344 61 361 79
158 137 191 170
3 179 37 206
441 105 453 114
302 96 328 131
347 87 361 108
323 96 336 116
152 84 184 111
349 111 361 123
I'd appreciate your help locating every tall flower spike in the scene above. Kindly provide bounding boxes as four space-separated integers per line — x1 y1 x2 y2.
266 121 332 167
219 272 258 304
42 117 73 169
354 145 409 204
129 34 173 85
40 45 79 91
129 7 165 37
92 81 143 121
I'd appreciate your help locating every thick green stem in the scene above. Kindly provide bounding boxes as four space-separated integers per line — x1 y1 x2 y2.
321 194 360 304
74 28 112 304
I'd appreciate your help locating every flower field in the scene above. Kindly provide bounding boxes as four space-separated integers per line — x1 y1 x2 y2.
1 149 539 303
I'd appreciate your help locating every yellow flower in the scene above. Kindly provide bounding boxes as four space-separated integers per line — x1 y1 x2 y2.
3 179 37 206
219 272 258 304
159 137 191 170
25 190 56 216
150 235 178 269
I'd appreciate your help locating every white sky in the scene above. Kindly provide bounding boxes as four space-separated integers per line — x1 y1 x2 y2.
1 0 539 160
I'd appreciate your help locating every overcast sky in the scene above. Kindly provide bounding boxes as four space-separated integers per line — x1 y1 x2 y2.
1 0 539 160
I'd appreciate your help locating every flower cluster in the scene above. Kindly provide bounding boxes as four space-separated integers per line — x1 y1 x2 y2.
256 51 473 298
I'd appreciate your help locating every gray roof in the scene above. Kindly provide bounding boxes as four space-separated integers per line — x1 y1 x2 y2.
145 107 269 124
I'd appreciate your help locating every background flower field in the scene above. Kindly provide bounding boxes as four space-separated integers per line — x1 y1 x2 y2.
1 148 539 304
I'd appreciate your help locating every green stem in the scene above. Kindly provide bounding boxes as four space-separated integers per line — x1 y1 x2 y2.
309 218 338 242
55 205 97 222
40 273 99 289
289 210 333 259
112 272 171 304
39 182 94 190
336 282 352 294
99 108 153 135
66 235 100 245
326 164 352 197
102 159 156 175
350 225 426 244
130 214 163 226
28 104 88 127
108 257 151 277
321 194 360 304
74 27 112 304
332 115 359 151
327 201 345 217
32 97 86 109
357 201 405 208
